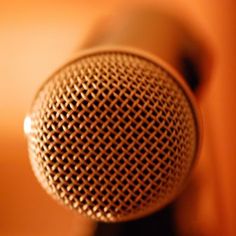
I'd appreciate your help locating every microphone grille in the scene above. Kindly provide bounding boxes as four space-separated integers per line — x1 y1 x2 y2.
26 49 198 222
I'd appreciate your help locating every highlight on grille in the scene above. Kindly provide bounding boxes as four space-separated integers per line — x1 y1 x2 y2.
26 48 199 222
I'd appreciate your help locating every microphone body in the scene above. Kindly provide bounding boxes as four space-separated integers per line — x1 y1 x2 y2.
25 8 207 223
82 8 206 92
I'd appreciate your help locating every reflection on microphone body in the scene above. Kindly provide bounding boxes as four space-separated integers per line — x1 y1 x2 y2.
24 8 206 223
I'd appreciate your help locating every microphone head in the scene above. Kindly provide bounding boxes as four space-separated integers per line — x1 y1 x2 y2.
25 48 200 222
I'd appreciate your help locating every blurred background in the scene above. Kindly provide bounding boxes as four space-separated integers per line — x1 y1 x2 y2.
0 0 235 235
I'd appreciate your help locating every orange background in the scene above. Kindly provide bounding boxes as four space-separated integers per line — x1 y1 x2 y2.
0 0 235 235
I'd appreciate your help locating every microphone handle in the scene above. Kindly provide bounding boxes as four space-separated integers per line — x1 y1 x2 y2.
94 203 176 236
82 8 207 92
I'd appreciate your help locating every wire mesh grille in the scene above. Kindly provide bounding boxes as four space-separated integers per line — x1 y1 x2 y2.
27 49 198 222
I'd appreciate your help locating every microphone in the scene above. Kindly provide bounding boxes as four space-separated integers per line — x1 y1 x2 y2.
24 8 206 223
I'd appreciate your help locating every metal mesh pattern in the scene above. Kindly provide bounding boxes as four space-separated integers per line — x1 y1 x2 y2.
27 49 198 222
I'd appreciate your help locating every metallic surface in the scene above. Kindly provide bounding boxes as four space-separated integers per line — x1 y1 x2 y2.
0 1 235 235
26 48 199 222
